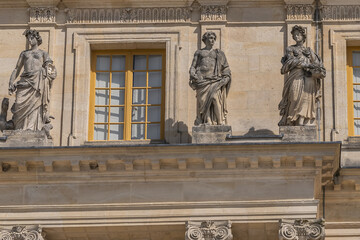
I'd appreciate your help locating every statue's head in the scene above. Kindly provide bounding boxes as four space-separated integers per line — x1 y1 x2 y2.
202 31 217 47
23 29 42 46
291 25 306 43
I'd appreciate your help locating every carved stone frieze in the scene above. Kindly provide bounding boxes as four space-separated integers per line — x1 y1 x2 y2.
65 7 191 24
0 225 45 240
279 219 325 240
285 4 313 20
29 7 57 23
185 220 233 240
200 5 227 21
322 5 360 21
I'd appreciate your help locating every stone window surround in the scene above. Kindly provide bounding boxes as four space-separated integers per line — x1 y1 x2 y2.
69 29 180 145
326 25 360 142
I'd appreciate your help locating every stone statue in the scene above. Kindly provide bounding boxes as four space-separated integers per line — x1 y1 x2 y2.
5 29 56 138
278 25 326 126
189 31 231 126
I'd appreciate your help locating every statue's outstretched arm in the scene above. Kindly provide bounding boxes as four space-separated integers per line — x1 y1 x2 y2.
9 52 24 95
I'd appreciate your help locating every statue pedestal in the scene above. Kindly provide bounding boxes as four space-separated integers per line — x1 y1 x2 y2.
192 125 231 144
0 130 53 147
279 126 317 142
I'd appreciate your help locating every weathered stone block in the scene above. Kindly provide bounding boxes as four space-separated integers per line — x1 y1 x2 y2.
0 130 53 147
279 126 317 142
192 125 231 144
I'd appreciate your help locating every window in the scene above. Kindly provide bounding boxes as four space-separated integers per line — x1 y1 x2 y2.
347 47 360 136
89 50 165 141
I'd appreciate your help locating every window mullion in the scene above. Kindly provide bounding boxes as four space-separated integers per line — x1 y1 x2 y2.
125 53 133 141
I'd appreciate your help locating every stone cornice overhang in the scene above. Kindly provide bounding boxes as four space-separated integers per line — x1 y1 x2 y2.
0 142 341 227
0 142 341 185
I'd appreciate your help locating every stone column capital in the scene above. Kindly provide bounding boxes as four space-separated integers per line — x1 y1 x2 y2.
0 225 45 240
185 220 233 240
279 219 325 240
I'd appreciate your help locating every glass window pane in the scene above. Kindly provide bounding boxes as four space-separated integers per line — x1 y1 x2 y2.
112 72 125 88
94 124 108 140
110 124 124 140
95 90 109 105
353 52 360 67
147 124 160 139
111 90 125 105
148 89 162 104
112 55 126 71
355 120 360 135
96 72 110 88
131 124 145 139
95 107 108 123
133 72 147 87
133 55 147 70
132 89 146 104
354 102 360 118
96 55 110 71
148 55 162 70
110 107 124 122
148 72 162 87
132 106 146 122
354 85 360 101
148 106 161 122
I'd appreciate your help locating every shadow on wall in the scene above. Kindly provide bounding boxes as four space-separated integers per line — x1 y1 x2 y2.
243 127 275 137
164 118 192 144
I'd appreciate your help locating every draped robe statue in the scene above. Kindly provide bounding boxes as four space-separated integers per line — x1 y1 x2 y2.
278 25 326 126
189 32 231 126
6 30 56 138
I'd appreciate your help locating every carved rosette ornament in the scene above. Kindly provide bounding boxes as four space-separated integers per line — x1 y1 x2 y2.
279 219 325 240
29 7 57 23
185 220 233 240
0 225 45 240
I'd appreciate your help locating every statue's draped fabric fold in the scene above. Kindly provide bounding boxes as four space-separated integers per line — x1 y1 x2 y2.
191 49 231 125
278 46 326 126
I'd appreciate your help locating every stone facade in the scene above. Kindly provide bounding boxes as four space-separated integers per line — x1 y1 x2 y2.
0 0 359 239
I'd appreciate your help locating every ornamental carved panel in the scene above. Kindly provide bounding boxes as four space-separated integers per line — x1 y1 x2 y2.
279 219 325 240
200 5 227 21
185 220 233 240
285 4 313 20
0 225 45 240
65 7 191 24
29 7 57 23
322 5 360 21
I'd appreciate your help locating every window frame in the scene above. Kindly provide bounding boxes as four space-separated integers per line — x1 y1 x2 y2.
347 46 360 136
89 49 166 141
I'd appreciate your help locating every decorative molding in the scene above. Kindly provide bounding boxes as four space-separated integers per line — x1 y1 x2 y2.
29 7 57 23
279 219 325 240
65 7 191 24
285 4 313 20
185 220 233 240
200 5 227 21
0 225 44 240
322 5 360 21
